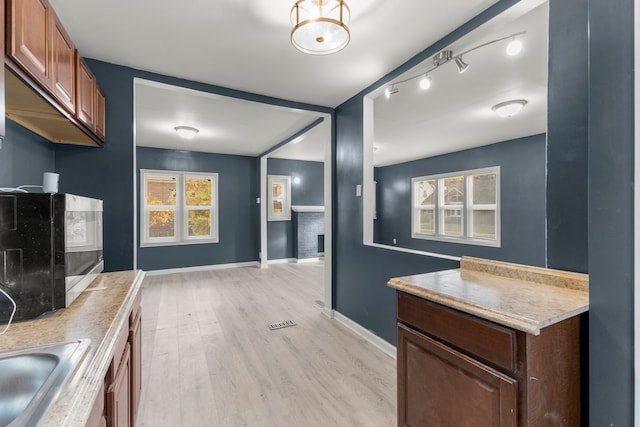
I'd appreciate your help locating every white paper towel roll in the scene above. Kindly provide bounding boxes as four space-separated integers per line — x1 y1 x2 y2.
43 172 59 193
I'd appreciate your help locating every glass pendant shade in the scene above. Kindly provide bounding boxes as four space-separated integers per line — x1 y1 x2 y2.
291 0 350 55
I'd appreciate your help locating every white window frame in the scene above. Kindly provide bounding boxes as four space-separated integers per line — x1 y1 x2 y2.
140 169 219 247
411 167 500 247
267 175 291 221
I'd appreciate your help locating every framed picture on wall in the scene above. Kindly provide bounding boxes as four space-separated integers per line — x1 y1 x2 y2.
268 175 291 221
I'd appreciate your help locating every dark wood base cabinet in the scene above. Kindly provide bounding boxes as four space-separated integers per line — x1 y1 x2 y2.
397 292 585 427
86 290 141 427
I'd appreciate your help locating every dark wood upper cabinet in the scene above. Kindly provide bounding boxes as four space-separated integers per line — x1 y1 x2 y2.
0 0 6 140
76 56 95 131
5 0 105 146
8 0 52 89
95 85 106 141
51 13 75 114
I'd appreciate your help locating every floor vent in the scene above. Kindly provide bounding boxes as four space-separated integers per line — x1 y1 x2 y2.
268 320 296 330
314 300 325 308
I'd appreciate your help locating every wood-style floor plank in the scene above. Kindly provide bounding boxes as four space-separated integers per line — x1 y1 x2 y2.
136 262 396 426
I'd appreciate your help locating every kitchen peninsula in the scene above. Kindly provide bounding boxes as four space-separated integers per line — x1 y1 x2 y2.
389 257 588 426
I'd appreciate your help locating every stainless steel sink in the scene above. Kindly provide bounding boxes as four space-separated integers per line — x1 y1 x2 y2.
0 339 90 427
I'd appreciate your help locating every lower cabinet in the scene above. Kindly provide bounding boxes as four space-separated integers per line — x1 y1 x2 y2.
396 291 584 427
107 343 130 427
86 290 142 427
398 323 517 426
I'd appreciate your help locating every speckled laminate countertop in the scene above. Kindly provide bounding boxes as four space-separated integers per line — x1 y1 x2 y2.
0 270 145 426
388 257 588 335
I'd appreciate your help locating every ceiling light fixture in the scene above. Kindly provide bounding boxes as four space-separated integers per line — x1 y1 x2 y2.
454 56 469 73
419 75 432 90
290 0 351 55
381 31 526 100
174 126 199 139
385 86 399 99
491 99 528 117
506 38 523 56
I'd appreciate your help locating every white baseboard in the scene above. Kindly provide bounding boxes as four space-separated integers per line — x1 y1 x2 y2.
295 257 323 263
266 258 297 265
145 261 260 276
332 310 397 359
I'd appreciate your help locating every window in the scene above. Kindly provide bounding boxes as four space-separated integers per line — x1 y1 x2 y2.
141 170 218 246
268 175 291 221
412 167 499 246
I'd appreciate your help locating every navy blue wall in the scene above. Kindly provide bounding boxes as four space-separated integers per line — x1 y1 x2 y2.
267 158 324 260
0 120 55 189
588 0 634 423
333 0 519 345
374 134 546 266
55 59 331 272
136 147 259 271
546 0 589 274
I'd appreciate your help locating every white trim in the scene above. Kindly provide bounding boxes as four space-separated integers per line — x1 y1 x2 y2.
364 242 462 261
295 257 324 263
133 79 139 270
323 125 333 314
144 261 260 276
291 205 325 212
260 156 268 267
634 0 640 423
332 310 397 359
267 258 297 265
362 96 375 245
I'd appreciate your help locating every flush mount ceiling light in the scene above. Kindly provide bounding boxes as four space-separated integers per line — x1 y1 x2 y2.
290 0 351 55
381 31 526 100
174 126 199 139
491 99 528 117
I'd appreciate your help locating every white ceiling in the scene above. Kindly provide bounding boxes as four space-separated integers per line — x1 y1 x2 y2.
47 0 547 163
371 0 548 166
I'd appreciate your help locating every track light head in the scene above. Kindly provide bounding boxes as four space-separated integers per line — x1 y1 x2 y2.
454 56 469 73
385 86 399 99
419 75 432 90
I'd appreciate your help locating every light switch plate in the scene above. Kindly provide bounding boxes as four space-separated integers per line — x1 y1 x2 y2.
356 184 362 197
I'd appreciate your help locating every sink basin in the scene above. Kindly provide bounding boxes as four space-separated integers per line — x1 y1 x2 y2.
0 339 90 427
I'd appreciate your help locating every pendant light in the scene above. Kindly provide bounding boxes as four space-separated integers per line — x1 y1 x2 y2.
290 0 351 55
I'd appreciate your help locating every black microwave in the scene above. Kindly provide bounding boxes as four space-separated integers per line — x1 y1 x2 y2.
0 193 104 321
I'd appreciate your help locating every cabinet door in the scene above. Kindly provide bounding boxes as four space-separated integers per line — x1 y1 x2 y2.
76 56 95 130
8 0 52 89
129 310 141 427
397 323 517 427
85 382 106 427
95 85 106 141
107 343 131 427
51 12 75 113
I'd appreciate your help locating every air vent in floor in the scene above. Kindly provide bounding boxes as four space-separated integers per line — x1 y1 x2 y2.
268 320 296 330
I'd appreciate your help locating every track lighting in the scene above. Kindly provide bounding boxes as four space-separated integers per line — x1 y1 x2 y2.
419 75 432 90
506 38 523 56
454 56 469 73
381 31 525 100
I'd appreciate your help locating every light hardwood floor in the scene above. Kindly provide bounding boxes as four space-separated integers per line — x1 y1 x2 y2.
136 262 397 427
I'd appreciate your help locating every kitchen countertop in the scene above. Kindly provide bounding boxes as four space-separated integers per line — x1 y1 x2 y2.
388 257 588 335
0 270 145 426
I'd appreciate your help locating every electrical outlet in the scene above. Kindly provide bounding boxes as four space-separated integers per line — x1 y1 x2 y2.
256 197 261 204
356 184 362 197
393 238 397 245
